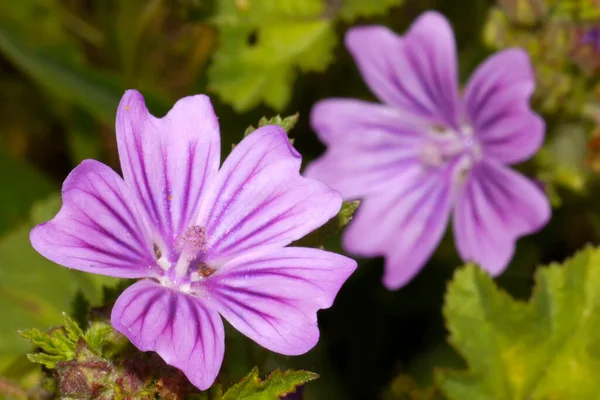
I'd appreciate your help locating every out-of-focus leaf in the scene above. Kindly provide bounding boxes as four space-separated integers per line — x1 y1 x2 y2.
0 21 120 124
0 0 83 62
536 122 589 206
438 246 600 400
496 0 547 26
0 196 116 363
483 7 585 114
208 0 337 111
338 0 404 21
383 373 441 400
222 367 318 400
0 149 55 234
0 20 170 125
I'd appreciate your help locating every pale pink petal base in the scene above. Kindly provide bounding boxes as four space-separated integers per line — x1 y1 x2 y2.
111 280 225 390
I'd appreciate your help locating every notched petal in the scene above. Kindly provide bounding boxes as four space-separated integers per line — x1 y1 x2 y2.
200 125 342 263
116 90 221 256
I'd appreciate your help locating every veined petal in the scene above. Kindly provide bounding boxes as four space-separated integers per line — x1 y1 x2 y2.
345 11 460 127
463 49 544 164
453 160 551 275
202 247 356 355
343 166 453 289
306 99 428 198
116 90 220 258
199 125 341 264
111 280 225 390
30 160 156 279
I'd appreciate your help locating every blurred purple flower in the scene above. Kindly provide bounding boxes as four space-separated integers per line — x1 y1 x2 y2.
582 26 600 53
305 11 550 289
30 90 356 390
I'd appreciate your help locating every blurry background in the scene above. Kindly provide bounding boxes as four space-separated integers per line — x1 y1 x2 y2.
2 0 600 398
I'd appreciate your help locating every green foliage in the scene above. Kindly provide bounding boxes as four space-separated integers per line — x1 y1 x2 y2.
222 367 318 400
339 0 404 21
208 0 402 112
208 0 336 112
438 246 600 400
244 113 300 136
383 374 441 400
0 149 54 234
19 314 82 368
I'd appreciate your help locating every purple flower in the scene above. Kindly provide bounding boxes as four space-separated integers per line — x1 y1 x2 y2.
305 12 551 290
30 90 357 390
582 27 600 53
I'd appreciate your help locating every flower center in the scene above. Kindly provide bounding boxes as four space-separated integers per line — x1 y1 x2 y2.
420 123 481 180
154 225 215 288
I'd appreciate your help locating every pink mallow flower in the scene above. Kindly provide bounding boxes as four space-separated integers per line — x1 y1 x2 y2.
305 11 550 290
30 90 356 389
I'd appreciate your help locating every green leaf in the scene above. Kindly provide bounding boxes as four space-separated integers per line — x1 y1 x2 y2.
383 373 441 400
223 367 318 400
62 313 84 343
83 322 114 354
437 246 600 400
0 21 120 124
25 353 68 369
244 113 299 136
0 148 55 234
0 19 170 125
339 0 404 21
496 0 547 25
208 0 337 112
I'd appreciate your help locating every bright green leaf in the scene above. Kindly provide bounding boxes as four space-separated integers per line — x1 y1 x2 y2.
223 367 318 400
438 246 600 400
84 322 114 354
62 313 84 343
339 0 404 21
25 353 67 369
209 0 336 112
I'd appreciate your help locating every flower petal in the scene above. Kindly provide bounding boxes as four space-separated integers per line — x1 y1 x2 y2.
199 125 341 264
343 166 453 289
305 99 429 198
30 160 156 279
463 49 544 164
111 280 225 390
345 11 460 127
453 160 551 275
203 247 356 355
116 90 220 258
